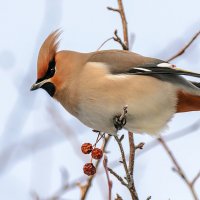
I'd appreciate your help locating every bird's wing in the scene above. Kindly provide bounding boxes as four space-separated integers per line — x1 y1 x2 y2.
125 64 200 78
88 50 200 93
89 50 163 73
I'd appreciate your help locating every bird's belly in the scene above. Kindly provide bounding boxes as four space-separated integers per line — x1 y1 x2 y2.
77 91 177 135
75 75 178 135
78 105 175 135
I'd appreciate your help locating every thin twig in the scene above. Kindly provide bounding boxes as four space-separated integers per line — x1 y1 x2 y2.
117 0 129 49
108 167 128 187
81 135 110 200
158 137 199 200
115 194 123 200
97 37 114 51
128 132 139 200
103 154 113 200
128 132 134 179
107 7 120 13
34 119 200 199
113 133 139 199
135 142 145 150
107 0 129 50
191 170 200 186
167 30 200 62
113 30 128 50
114 135 130 184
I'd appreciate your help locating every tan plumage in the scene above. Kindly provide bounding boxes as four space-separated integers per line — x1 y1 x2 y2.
31 30 200 135
37 30 61 80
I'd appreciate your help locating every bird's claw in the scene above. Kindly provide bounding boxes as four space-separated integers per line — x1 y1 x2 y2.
113 105 128 131
113 114 127 131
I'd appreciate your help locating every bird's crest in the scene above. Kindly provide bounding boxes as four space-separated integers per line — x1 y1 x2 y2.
37 29 61 80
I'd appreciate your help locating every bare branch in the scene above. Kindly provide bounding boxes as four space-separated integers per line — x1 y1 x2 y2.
97 37 114 51
107 7 120 13
128 132 139 200
107 0 129 50
117 0 129 49
135 142 145 150
191 170 200 186
158 137 199 200
103 154 113 200
108 167 128 187
113 106 139 200
113 30 128 50
167 30 200 62
128 132 134 179
34 119 200 200
114 135 130 184
115 194 123 200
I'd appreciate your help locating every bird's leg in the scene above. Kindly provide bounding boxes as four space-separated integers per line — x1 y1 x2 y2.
113 105 128 131
113 115 126 130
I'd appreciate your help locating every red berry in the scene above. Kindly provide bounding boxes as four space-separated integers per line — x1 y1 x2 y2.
81 143 93 154
83 163 96 176
91 148 103 160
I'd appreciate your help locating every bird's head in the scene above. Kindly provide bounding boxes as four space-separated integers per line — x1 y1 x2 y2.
30 30 62 97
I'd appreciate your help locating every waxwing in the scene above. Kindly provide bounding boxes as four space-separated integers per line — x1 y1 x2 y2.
31 30 200 135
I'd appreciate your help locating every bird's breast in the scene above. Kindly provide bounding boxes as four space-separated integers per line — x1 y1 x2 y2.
76 75 178 135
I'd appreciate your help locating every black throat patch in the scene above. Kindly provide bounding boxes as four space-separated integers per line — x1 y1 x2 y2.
41 82 56 97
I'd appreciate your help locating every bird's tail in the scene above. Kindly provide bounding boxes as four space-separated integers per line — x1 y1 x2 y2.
176 90 200 112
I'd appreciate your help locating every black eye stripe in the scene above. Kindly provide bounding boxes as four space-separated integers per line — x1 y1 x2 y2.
49 58 56 69
36 58 56 83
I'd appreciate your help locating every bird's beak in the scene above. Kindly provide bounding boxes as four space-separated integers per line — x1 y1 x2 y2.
30 79 48 91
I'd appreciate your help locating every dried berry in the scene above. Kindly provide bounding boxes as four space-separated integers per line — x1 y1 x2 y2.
91 148 103 160
81 143 93 154
83 163 96 176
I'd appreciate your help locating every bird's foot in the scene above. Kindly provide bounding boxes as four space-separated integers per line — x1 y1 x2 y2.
113 115 126 130
113 105 128 131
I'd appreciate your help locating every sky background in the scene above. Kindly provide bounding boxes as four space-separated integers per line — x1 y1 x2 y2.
0 0 200 199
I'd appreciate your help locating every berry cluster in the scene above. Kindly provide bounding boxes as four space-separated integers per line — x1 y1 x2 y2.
81 143 103 176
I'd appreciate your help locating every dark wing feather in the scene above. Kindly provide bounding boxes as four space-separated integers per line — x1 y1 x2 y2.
89 50 200 92
126 66 200 78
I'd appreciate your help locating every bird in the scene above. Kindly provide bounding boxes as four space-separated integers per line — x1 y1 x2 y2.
31 30 200 136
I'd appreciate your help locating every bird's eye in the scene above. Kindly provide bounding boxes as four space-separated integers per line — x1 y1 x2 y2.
45 58 56 79
49 58 56 70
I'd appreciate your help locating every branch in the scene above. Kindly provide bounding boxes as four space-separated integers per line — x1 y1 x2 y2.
167 30 200 62
117 0 129 49
128 132 134 179
97 37 114 51
31 119 200 200
114 135 130 184
103 154 113 200
135 142 145 150
115 194 123 200
107 7 120 13
158 137 199 200
112 106 139 200
116 136 138 199
113 30 128 50
128 132 139 200
107 0 129 50
108 167 128 187
191 170 200 186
